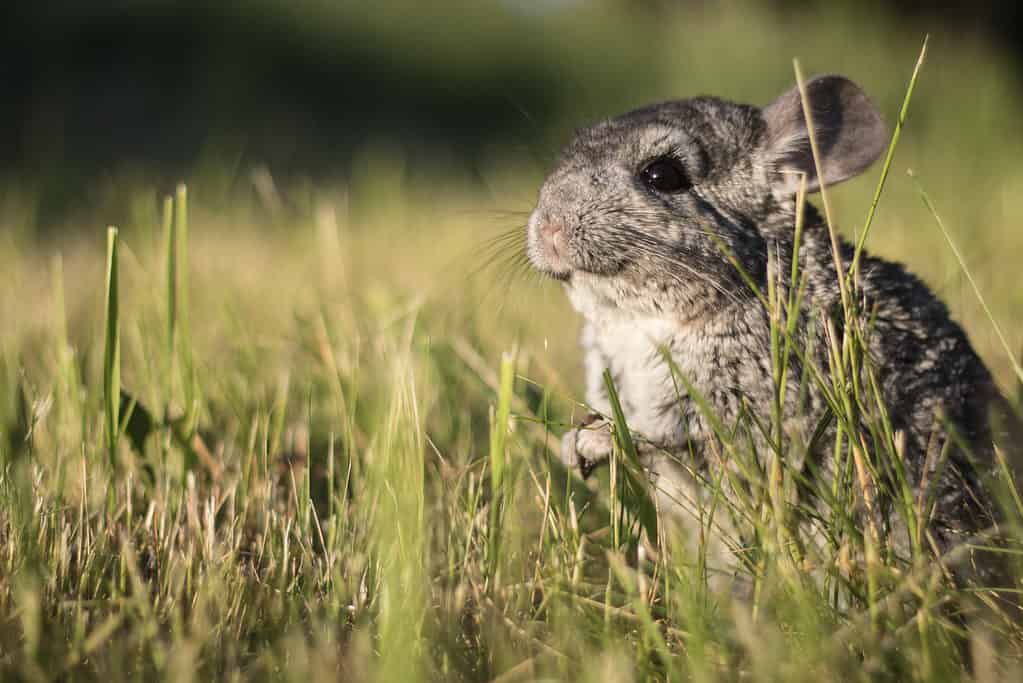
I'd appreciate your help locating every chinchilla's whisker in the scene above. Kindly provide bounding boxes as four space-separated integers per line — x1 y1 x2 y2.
464 230 530 281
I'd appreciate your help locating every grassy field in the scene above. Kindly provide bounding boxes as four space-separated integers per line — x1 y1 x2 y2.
2 4 1023 681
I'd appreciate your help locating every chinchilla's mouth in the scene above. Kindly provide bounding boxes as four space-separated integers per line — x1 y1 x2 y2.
529 259 572 282
525 238 621 282
526 241 574 281
541 259 625 282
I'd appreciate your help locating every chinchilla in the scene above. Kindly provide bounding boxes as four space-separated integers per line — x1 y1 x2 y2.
526 74 1019 593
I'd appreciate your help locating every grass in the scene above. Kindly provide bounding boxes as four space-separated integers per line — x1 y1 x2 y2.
3 8 1023 683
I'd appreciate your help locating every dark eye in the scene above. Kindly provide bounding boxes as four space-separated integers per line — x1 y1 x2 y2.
640 157 689 193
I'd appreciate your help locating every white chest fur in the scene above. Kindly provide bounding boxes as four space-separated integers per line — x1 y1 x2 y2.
569 291 690 447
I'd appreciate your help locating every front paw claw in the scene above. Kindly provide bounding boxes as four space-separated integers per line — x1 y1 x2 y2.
561 412 613 478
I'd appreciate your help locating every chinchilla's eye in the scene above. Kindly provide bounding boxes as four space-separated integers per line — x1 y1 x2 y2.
640 157 689 193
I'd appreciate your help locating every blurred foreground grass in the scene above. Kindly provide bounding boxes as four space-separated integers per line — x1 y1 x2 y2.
2 4 1023 681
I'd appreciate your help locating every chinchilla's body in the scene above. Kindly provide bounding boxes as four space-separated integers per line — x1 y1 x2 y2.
527 76 1012 584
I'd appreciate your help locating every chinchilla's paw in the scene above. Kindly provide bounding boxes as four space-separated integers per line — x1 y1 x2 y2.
561 412 613 478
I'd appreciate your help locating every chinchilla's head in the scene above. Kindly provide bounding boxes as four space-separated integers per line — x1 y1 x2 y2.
527 75 888 317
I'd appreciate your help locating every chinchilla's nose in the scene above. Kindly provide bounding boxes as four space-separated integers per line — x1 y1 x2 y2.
527 209 572 276
539 217 566 253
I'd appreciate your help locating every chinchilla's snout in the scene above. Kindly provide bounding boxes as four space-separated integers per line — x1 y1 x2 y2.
527 167 630 281
527 169 591 280
526 206 573 280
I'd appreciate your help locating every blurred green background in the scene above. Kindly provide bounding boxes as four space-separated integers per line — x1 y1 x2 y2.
2 1 1020 212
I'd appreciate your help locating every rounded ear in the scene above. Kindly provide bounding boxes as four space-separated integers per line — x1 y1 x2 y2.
762 75 888 194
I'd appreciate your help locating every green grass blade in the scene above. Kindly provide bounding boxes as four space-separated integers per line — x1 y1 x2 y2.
490 351 515 496
850 36 928 281
488 350 516 569
174 184 196 432
793 58 849 314
103 226 120 469
162 195 175 361
602 369 658 545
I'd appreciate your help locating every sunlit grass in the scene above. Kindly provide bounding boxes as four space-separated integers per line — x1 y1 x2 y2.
2 8 1023 682
1 165 1019 680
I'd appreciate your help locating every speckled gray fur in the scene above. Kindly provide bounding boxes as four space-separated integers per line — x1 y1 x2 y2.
527 76 1010 580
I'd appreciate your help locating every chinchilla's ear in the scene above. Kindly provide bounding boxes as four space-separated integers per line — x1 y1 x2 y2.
762 75 888 194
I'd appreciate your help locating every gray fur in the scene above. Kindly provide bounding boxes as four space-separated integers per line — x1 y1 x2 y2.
528 75 1009 581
